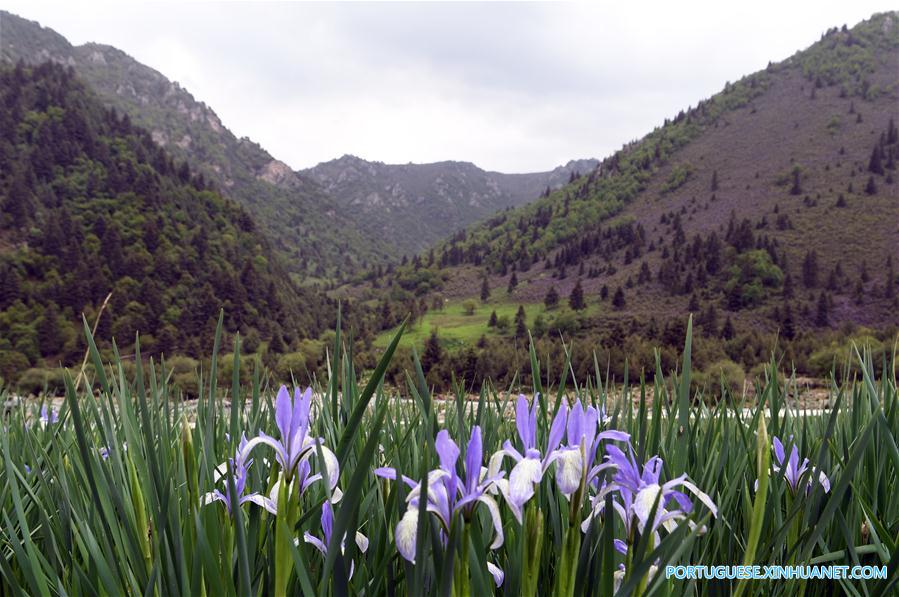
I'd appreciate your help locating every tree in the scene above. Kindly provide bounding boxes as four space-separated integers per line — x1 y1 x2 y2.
544 286 559 309
865 176 877 195
869 145 884 175
710 169 719 192
688 293 700 312
37 302 64 357
569 279 586 311
790 167 802 196
886 256 895 299
802 250 818 288
421 330 444 373
514 305 527 339
487 310 498 327
782 302 796 340
815 292 829 327
721 316 735 340
612 286 626 310
507 272 518 293
480 276 490 302
462 300 477 316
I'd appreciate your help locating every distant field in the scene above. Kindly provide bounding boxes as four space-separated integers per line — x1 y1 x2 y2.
374 298 601 350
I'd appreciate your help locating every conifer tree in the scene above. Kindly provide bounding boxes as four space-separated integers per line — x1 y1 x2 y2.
612 286 626 310
480 276 490 303
507 272 518 293
514 305 527 339
569 279 586 311
544 286 559 309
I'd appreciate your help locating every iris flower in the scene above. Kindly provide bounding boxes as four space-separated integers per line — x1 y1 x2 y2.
40 405 58 425
553 400 630 499
203 435 276 514
770 436 830 495
240 386 339 495
303 501 369 578
375 426 505 587
583 444 717 551
497 396 629 521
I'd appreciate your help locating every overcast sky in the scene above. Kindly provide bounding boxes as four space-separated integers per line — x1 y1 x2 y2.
3 1 895 172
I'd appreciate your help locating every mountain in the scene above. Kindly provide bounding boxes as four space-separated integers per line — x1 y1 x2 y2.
351 12 899 386
304 155 598 254
0 61 330 382
0 10 394 280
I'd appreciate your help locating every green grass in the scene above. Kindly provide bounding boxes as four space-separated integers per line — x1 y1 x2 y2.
373 299 600 350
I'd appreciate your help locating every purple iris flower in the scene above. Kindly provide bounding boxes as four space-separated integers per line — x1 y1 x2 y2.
303 501 369 578
771 436 830 495
495 395 568 522
203 435 276 514
375 426 505 587
40 405 58 425
240 386 339 495
583 444 717 552
498 396 629 520
553 400 630 499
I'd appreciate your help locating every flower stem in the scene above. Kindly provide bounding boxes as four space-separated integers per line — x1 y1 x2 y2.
521 504 544 597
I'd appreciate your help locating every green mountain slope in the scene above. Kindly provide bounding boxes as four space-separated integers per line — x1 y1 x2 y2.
303 155 598 255
0 10 395 280
353 13 899 386
0 61 331 382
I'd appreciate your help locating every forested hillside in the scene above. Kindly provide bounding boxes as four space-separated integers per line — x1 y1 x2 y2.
0 11 396 280
0 62 330 383
344 12 899 388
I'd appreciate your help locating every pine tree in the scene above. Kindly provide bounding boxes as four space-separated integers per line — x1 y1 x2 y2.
37 302 64 357
488 310 498 327
869 145 884 175
480 276 490 302
885 256 895 299
782 302 796 340
711 169 719 192
612 286 626 310
865 176 877 195
544 286 560 309
421 330 444 373
569 279 586 311
721 316 736 340
815 292 829 327
514 305 527 339
688 293 700 312
802 250 818 288
507 272 518 293
790 167 802 196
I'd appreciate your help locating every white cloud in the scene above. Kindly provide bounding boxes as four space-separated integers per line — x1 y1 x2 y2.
3 0 895 172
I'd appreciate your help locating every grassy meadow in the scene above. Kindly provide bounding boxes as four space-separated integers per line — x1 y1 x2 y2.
0 314 897 596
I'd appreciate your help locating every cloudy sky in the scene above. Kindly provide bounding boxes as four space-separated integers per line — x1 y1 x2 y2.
4 1 895 172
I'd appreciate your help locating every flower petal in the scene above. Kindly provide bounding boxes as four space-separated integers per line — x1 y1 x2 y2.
275 385 293 443
478 494 505 550
395 508 419 563
772 436 785 466
487 562 505 588
547 403 568 454
304 532 328 555
555 449 584 497
509 457 543 509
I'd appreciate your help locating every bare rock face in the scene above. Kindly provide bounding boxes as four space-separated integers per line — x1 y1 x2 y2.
259 160 296 186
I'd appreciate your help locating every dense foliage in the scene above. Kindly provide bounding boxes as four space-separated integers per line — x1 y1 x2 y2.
0 63 330 381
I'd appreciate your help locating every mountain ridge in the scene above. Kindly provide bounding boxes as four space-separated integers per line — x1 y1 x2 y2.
0 10 396 279
303 154 598 254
